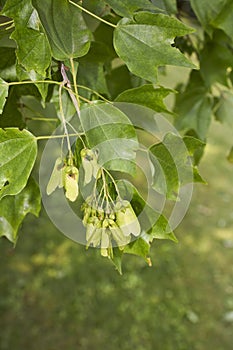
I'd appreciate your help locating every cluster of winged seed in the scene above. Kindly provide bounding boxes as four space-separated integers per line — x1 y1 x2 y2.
82 198 141 257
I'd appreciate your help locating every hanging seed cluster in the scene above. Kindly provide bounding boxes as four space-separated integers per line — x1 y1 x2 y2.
82 197 140 257
47 148 141 256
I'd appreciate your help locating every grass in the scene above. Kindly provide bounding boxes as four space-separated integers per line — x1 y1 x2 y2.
0 120 233 350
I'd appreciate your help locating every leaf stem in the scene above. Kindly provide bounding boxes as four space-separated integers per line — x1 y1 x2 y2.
70 57 80 108
68 0 117 28
0 19 14 27
104 168 121 199
78 84 111 103
36 133 82 141
59 82 72 156
25 117 58 122
4 79 92 104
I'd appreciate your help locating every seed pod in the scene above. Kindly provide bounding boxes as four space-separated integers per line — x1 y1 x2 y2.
86 216 100 245
116 200 141 237
63 165 79 202
80 148 100 185
82 205 92 226
109 220 131 247
46 157 63 195
101 227 110 257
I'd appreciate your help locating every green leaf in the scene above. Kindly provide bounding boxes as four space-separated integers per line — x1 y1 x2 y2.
106 0 160 18
0 47 16 81
32 0 92 60
215 90 233 127
117 179 176 242
151 0 177 14
0 177 41 244
113 12 195 83
82 0 110 31
2 0 51 76
149 133 205 199
190 0 227 35
174 71 213 140
51 86 76 122
0 128 37 199
11 27 51 76
150 215 177 242
16 64 49 101
124 237 150 260
227 146 233 164
110 247 123 274
115 84 174 114
78 42 112 98
199 31 233 87
212 0 233 39
0 87 25 129
0 78 8 114
79 103 138 176
106 65 133 100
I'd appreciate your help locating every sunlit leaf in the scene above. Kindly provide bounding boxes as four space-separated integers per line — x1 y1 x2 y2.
114 12 195 83
115 84 175 114
0 128 37 199
3 0 51 76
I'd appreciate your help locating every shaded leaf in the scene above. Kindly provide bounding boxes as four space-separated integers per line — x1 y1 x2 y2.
190 0 227 35
79 103 138 176
106 65 133 100
115 84 174 114
149 133 205 199
174 71 213 140
32 0 92 60
0 177 41 244
106 0 160 18
0 86 26 128
151 0 177 14
0 77 8 114
199 31 233 87
215 90 233 127
0 47 16 81
212 0 233 39
78 42 112 98
82 0 110 31
114 12 195 83
0 128 37 199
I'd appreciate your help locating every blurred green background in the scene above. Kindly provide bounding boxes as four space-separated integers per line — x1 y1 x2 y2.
0 64 233 349
0 120 232 350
